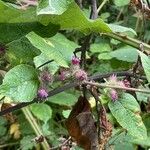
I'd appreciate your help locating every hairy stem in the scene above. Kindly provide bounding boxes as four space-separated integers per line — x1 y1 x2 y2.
102 32 150 53
84 81 150 94
22 107 50 150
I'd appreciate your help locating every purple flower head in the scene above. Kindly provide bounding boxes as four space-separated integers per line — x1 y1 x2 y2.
38 88 48 98
123 79 130 87
71 56 80 65
110 89 118 101
108 74 117 83
74 69 87 81
59 71 66 81
118 81 126 87
40 70 53 83
59 70 70 81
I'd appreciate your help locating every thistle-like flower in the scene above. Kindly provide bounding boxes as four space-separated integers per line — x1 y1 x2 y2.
37 88 48 98
123 79 130 87
40 70 53 83
71 56 80 65
109 89 118 101
59 70 71 81
74 69 87 81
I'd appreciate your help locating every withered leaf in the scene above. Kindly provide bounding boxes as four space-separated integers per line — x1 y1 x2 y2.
66 96 98 150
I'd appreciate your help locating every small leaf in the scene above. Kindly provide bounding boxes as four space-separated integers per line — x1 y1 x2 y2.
109 24 137 35
138 51 150 82
113 0 130 7
34 53 59 74
48 92 78 106
108 93 147 139
0 64 39 102
90 43 111 53
20 135 36 150
99 46 138 62
26 32 72 67
30 103 52 123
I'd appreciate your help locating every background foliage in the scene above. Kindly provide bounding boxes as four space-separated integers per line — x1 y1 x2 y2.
0 0 150 149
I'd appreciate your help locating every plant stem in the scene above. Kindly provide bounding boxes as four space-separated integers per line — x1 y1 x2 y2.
102 32 150 53
22 107 50 150
97 0 108 14
84 81 150 94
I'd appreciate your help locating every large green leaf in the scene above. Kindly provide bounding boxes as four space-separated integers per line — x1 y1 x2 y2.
0 0 37 23
0 22 59 44
37 0 73 15
38 1 112 34
138 51 150 83
26 32 78 67
6 37 40 66
30 103 52 123
0 64 39 102
108 93 147 139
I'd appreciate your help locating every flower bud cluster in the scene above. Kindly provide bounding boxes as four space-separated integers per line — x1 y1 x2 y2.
37 68 53 99
107 74 130 102
59 56 88 81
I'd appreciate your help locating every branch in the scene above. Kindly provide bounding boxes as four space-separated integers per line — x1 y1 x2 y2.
22 107 50 150
102 32 150 53
0 82 77 116
50 137 71 150
37 60 54 69
89 71 146 81
97 0 108 14
90 0 98 19
0 71 147 116
84 81 150 94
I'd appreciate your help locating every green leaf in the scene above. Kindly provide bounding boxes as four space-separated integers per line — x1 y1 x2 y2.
90 43 111 53
138 51 150 82
26 32 74 67
113 0 130 7
6 37 40 66
0 22 59 44
30 103 52 123
48 92 77 106
0 64 39 102
98 46 138 62
108 93 147 139
109 24 137 35
0 0 37 23
37 0 73 15
38 2 111 34
34 53 59 74
62 110 71 118
20 135 36 150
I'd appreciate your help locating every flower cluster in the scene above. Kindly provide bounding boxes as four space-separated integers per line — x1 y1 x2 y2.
37 68 53 99
59 56 87 81
37 56 88 99
107 74 130 102
37 88 48 98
